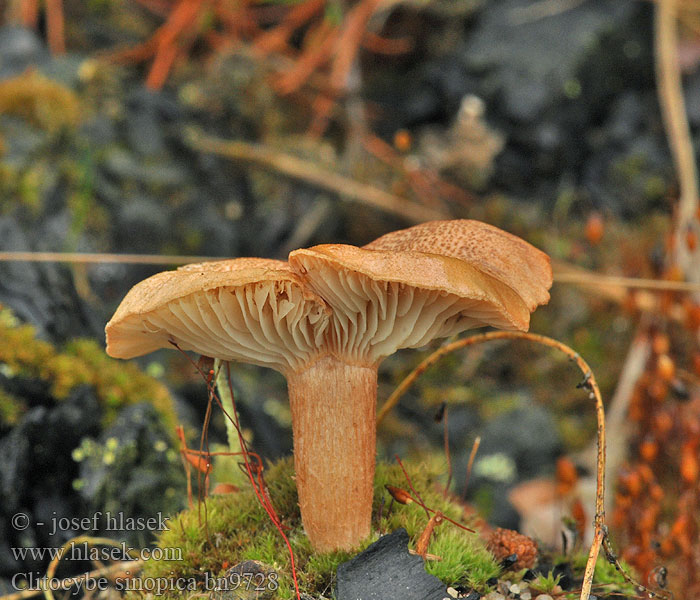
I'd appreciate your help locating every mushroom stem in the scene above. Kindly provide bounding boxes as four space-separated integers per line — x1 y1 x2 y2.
287 356 377 552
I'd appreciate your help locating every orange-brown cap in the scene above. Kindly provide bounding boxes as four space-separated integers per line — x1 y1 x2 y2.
289 220 550 364
106 220 551 371
105 258 330 372
364 220 552 311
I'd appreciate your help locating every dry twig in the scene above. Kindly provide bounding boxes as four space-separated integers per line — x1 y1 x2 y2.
185 130 447 223
377 331 606 600
655 0 700 276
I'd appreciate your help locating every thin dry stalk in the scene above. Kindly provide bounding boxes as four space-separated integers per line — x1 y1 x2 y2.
462 436 481 501
391 457 475 534
1 558 142 600
377 331 606 600
185 130 447 223
0 251 217 264
42 537 140 600
173 348 302 600
442 405 453 498
655 0 700 276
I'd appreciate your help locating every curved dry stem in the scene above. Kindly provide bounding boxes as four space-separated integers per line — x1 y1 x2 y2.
42 536 140 600
655 0 700 275
376 331 606 600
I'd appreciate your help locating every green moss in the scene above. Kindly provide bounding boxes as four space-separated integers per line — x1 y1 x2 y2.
0 387 26 426
0 305 177 433
588 555 639 597
0 70 81 132
134 458 501 599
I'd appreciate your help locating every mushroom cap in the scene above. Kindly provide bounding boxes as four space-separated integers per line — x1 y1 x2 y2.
105 220 552 371
364 219 552 311
105 257 330 372
289 228 550 363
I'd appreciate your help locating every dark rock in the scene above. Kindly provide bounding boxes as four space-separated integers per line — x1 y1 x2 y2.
605 91 644 144
102 148 187 189
477 404 561 480
0 217 101 342
500 553 518 570
77 403 184 543
460 0 637 122
0 26 49 79
0 385 103 577
336 528 447 600
80 116 118 147
220 560 278 600
125 87 171 156
686 70 700 128
172 201 241 258
114 196 171 253
552 561 575 590
460 403 561 528
0 117 49 168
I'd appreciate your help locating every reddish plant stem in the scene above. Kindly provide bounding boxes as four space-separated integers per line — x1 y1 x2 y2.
173 344 301 600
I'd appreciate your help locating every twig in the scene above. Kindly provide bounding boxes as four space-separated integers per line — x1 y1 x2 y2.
253 0 325 55
184 130 448 223
442 405 453 498
601 527 673 600
462 436 481 501
172 345 301 600
280 199 332 255
395 454 431 519
377 331 606 600
0 251 217 264
655 0 700 276
553 263 700 292
508 0 588 25
45 0 65 54
390 459 475 533
41 536 139 600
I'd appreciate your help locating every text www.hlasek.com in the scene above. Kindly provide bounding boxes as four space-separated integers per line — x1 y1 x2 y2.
12 541 182 563
12 543 185 595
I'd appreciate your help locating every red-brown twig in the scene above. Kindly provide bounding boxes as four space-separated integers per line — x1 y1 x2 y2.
172 344 301 600
253 0 325 55
146 0 205 90
45 0 65 54
390 459 476 535
275 19 338 95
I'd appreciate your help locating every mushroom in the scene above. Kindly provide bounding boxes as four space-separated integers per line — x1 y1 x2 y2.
105 220 552 552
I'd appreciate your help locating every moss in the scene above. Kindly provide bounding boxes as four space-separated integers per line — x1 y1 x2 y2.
591 556 639 595
0 387 27 427
0 70 81 132
0 304 177 433
134 458 501 599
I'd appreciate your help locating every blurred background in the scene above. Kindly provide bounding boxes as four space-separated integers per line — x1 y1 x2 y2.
1 0 699 596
